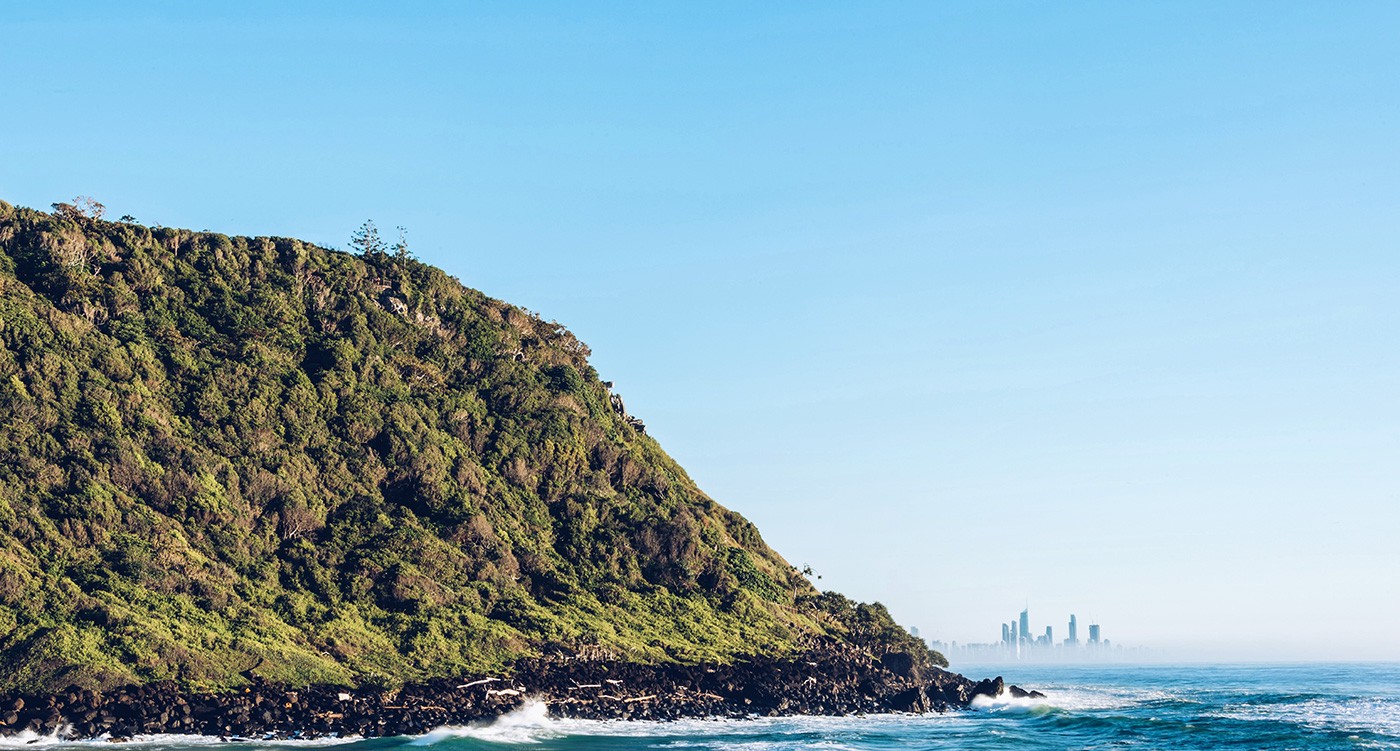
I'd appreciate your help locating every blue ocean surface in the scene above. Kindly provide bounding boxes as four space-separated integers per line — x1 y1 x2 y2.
4 664 1397 750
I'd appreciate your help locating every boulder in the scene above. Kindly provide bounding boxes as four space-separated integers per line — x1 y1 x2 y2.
1006 684 1045 699
880 651 917 679
887 687 930 714
971 676 1004 700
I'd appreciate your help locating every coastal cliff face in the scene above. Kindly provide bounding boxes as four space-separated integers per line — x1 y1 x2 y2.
0 200 942 693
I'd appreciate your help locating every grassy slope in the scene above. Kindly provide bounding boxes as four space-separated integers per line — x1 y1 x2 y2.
0 201 939 692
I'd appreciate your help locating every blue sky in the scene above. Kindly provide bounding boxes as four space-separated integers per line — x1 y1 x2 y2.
4 1 1398 660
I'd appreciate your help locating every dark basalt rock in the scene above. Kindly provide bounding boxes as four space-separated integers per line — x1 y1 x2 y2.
880 651 917 679
887 687 932 714
972 676 1004 700
1006 684 1046 700
0 645 1037 740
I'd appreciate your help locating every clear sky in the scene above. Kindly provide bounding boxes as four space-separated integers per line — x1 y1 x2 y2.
4 1 1398 662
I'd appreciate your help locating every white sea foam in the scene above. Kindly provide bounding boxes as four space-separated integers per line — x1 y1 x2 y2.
651 741 862 751
968 684 1173 714
0 728 71 747
969 693 1053 714
545 714 917 751
548 711 946 738
411 700 559 745
411 704 963 747
1217 695 1400 738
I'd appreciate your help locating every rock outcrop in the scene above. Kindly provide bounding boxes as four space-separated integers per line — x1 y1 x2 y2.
0 644 1025 739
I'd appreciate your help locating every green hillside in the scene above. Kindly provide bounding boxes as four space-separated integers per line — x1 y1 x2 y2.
0 199 939 692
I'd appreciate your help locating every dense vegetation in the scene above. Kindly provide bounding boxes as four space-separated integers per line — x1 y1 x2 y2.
0 200 941 692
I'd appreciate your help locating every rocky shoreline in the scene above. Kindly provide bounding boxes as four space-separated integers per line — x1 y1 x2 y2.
0 646 1040 740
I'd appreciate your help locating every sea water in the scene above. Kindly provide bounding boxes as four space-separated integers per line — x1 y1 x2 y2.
4 663 1397 750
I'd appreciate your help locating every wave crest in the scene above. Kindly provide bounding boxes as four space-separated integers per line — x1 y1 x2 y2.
412 700 556 745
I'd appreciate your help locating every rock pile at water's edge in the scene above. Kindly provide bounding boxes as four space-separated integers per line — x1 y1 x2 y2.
0 645 1041 739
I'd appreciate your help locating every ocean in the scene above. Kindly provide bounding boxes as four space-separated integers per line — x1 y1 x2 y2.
3 663 1396 750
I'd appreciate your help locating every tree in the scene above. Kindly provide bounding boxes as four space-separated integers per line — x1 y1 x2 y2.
391 226 412 260
278 500 323 541
791 564 820 600
51 196 106 222
349 220 386 257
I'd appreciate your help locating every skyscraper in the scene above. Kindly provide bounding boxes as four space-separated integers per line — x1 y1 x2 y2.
1045 626 1053 645
1068 614 1078 645
1089 623 1101 644
1002 623 1010 645
1019 608 1030 644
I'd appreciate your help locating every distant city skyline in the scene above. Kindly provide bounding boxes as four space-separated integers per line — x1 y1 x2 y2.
929 606 1129 663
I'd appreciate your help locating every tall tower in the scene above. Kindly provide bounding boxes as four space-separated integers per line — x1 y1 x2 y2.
1089 623 1101 644
1068 614 1078 645
1019 608 1030 644
1045 625 1053 645
1002 623 1010 645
